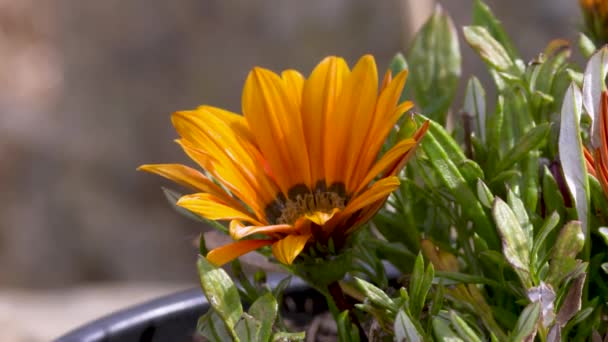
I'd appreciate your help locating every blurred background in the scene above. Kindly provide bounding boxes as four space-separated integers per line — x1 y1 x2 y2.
0 0 580 339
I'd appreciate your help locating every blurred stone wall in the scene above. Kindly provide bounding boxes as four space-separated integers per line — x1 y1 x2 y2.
0 0 579 288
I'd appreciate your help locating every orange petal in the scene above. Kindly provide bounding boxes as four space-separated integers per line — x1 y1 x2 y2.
271 234 312 265
343 176 400 216
137 163 246 210
207 239 274 266
177 193 263 226
230 221 295 240
584 146 597 177
302 56 350 184
355 138 417 193
325 55 378 189
351 71 411 186
383 120 429 177
176 139 271 222
243 67 311 191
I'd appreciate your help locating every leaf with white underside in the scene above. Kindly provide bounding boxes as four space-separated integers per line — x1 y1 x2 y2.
527 282 556 328
582 46 608 148
559 83 589 235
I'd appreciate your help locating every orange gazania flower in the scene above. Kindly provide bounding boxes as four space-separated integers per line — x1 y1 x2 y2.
586 91 608 195
580 0 608 44
139 55 428 266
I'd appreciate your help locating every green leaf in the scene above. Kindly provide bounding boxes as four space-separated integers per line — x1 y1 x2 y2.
463 76 487 141
248 292 278 342
353 277 397 313
463 26 513 72
271 276 292 308
235 313 261 342
541 167 566 223
408 5 461 124
495 123 551 173
559 83 590 235
432 317 463 341
271 331 305 342
472 0 518 59
510 302 540 342
409 253 425 315
449 311 483 342
492 197 531 286
435 271 502 288
507 189 533 243
459 160 485 185
394 309 423 342
416 115 499 249
336 311 360 342
582 47 608 148
196 310 233 342
477 179 494 209
390 52 408 75
530 211 560 270
547 221 585 286
579 33 597 59
197 256 243 336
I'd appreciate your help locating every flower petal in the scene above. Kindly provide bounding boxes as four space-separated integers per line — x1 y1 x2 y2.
351 70 410 185
343 176 400 217
207 239 274 266
229 221 295 240
243 67 311 191
137 163 246 209
325 55 378 190
177 193 263 226
304 208 340 226
271 234 312 265
302 56 350 183
282 70 305 107
355 138 417 193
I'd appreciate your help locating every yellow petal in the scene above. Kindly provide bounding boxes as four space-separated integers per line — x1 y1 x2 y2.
207 239 274 266
282 70 305 107
302 56 350 183
271 234 311 265
304 208 340 226
177 140 268 222
351 71 410 185
383 120 429 177
172 108 279 209
343 176 400 217
230 221 295 240
325 55 378 189
177 193 263 226
137 163 246 211
243 67 311 191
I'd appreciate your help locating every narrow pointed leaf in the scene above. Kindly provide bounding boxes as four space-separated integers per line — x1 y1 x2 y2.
510 302 541 342
408 5 461 124
463 76 487 141
395 309 423 342
472 0 518 59
495 123 550 173
463 26 513 71
582 46 608 148
559 83 589 234
493 198 531 285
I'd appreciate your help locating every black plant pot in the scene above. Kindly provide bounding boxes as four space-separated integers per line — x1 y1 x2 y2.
55 276 326 342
